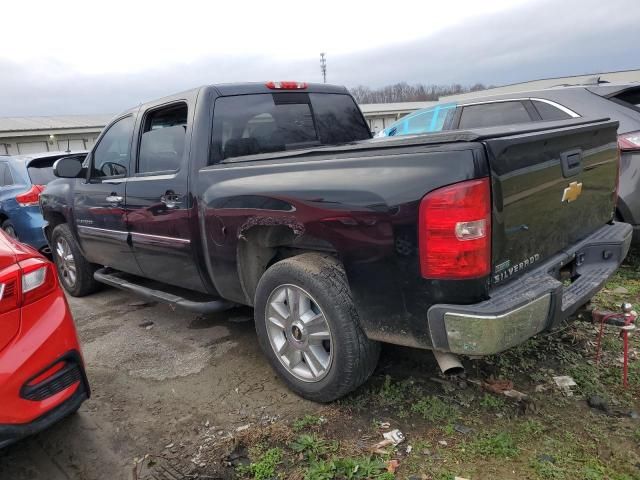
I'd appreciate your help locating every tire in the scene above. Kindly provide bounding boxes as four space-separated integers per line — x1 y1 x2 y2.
254 253 380 402
51 223 100 297
2 219 18 239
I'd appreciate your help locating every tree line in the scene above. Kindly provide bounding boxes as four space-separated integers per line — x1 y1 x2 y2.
349 82 492 104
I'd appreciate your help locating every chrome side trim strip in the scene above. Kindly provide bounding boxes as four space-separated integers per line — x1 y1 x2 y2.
130 231 191 245
77 226 190 246
461 97 580 118
77 225 128 241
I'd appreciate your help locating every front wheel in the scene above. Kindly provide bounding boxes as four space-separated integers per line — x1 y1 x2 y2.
51 224 100 297
254 253 380 402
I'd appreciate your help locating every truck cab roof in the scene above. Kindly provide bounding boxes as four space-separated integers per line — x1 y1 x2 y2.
110 82 351 126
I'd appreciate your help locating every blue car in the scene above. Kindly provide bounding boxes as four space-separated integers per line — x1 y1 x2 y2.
376 103 458 137
0 152 87 254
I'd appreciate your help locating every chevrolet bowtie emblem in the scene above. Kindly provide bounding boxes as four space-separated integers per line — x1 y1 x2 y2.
561 181 583 203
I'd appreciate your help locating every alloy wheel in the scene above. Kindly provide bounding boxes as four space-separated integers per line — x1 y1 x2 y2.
55 237 77 288
265 284 333 382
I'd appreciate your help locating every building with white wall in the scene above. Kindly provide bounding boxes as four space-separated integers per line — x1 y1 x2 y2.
0 115 112 155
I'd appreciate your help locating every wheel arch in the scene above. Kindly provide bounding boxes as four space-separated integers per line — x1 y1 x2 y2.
237 225 339 306
42 211 68 244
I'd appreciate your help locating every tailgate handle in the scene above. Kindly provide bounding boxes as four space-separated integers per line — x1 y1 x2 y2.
560 149 583 177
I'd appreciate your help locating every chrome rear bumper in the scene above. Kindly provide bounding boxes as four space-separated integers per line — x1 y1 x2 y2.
427 222 632 355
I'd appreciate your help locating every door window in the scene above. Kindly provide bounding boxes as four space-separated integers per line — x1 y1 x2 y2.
91 116 135 178
0 164 7 187
459 101 532 129
138 104 188 173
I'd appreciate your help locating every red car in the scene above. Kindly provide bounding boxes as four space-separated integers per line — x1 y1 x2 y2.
0 230 89 448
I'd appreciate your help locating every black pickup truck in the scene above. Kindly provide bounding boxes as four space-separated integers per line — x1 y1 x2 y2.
41 81 632 401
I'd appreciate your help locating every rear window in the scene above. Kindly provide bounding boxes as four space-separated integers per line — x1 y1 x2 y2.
210 93 370 162
27 159 57 184
459 101 532 129
612 88 640 108
27 155 86 185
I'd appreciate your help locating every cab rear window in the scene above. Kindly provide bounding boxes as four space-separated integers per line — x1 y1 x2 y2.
210 93 370 163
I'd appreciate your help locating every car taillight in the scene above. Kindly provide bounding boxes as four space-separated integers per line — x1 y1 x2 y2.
0 257 56 313
419 178 491 280
265 81 308 90
16 184 45 207
20 258 56 304
618 131 640 151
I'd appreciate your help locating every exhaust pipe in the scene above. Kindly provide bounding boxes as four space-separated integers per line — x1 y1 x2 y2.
433 350 464 376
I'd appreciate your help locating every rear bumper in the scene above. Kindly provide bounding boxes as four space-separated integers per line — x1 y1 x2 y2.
11 206 48 251
427 221 633 355
0 288 89 448
0 378 88 449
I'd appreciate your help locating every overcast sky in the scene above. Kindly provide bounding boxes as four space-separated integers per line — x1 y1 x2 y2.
0 0 638 116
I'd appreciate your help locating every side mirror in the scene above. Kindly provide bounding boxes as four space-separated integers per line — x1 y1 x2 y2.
53 157 85 178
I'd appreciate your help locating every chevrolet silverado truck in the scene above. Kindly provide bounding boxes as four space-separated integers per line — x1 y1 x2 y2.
40 81 632 402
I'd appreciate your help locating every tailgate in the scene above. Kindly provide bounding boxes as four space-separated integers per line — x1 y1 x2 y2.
485 119 619 285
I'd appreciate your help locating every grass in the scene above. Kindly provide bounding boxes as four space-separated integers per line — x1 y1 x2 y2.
305 457 393 480
289 434 338 461
479 393 505 410
236 447 283 480
229 248 640 480
410 396 457 422
293 414 325 432
468 432 519 458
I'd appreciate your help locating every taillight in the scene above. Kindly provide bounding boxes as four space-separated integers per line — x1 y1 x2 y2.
618 131 640 151
16 184 45 207
265 81 308 90
0 257 56 313
419 178 491 280
19 257 56 304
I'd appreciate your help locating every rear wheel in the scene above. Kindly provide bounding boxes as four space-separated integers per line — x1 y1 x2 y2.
2 219 17 239
254 253 380 402
51 224 100 297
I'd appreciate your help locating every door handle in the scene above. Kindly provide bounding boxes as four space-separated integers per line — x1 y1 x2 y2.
106 195 123 205
160 192 182 209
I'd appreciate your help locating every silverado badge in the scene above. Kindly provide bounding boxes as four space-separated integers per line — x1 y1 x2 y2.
561 181 583 203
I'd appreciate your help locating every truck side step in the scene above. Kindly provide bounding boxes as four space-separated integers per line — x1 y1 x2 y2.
94 268 236 314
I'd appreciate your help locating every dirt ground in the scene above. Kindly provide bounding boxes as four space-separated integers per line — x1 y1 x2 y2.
0 288 320 480
1 251 639 480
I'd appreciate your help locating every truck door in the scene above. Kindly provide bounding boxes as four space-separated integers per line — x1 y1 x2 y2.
73 114 143 275
125 100 205 292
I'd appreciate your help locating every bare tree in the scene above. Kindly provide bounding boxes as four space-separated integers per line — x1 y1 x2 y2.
349 82 492 104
